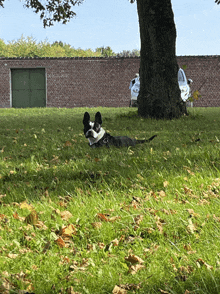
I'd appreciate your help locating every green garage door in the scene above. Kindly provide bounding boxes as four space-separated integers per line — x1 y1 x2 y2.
11 68 46 108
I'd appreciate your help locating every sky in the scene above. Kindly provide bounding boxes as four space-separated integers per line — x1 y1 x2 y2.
0 0 220 56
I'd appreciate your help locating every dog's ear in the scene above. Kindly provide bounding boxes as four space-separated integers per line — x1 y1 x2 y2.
83 112 90 125
95 112 102 125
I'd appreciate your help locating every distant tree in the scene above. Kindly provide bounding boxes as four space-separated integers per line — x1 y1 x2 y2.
95 46 115 57
0 36 106 57
116 49 140 58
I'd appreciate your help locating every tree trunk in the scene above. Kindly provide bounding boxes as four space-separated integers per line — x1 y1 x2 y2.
136 0 187 119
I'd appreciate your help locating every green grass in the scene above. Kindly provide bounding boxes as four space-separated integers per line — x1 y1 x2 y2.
0 107 220 294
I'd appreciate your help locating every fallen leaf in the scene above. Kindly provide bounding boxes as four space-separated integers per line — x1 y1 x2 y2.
0 214 8 221
35 220 48 230
187 219 197 234
13 211 25 221
111 238 119 246
125 254 144 264
55 237 66 248
163 181 169 188
129 264 145 275
91 222 102 229
26 283 34 292
134 215 144 226
60 224 77 237
97 213 109 222
158 190 166 198
186 209 200 218
184 186 193 195
20 201 33 211
159 290 170 294
66 286 81 294
161 208 177 215
197 199 210 206
8 253 18 259
187 169 195 176
112 285 127 294
115 283 141 292
60 210 73 221
156 221 163 234
64 141 72 147
183 244 192 251
196 258 213 270
213 214 220 222
108 216 121 222
25 210 38 225
32 265 38 270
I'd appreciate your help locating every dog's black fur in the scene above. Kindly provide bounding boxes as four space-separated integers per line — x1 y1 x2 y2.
83 111 157 148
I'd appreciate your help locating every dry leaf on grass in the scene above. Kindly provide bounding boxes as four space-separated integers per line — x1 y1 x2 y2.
19 201 34 211
60 224 77 237
163 181 169 187
97 213 120 222
60 210 73 221
13 211 25 221
55 237 66 248
133 215 144 226
196 258 213 270
112 285 127 294
125 254 144 264
91 222 102 229
25 210 38 225
97 213 109 222
129 264 145 275
186 209 200 218
158 190 166 197
66 286 82 294
35 220 48 230
187 219 197 234
64 140 72 147
159 290 171 294
7 253 18 259
108 216 121 222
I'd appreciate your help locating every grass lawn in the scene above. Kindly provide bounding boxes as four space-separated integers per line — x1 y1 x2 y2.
0 107 220 294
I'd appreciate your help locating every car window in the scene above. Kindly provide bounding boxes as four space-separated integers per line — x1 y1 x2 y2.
178 69 187 86
178 69 184 82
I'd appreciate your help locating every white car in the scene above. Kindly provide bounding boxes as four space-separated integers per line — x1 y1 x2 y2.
129 68 193 106
178 68 193 102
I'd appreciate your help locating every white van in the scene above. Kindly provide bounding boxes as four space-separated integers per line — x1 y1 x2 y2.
129 68 193 106
178 68 193 102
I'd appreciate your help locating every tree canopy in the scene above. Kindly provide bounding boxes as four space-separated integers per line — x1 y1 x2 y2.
0 0 84 27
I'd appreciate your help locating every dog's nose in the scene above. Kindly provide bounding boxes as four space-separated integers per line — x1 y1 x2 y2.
85 130 98 139
85 130 93 138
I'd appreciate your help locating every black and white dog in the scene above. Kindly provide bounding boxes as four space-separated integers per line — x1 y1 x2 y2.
83 111 157 148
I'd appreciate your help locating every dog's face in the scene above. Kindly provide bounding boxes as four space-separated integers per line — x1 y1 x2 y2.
83 112 105 145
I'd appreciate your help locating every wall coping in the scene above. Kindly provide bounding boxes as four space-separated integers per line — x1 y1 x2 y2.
0 55 220 61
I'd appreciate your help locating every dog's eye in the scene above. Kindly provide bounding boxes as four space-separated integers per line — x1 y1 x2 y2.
94 123 100 132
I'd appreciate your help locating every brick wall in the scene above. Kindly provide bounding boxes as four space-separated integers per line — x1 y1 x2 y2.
177 56 220 107
0 56 220 108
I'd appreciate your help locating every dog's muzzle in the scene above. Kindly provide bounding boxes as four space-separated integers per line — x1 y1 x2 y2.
86 128 105 146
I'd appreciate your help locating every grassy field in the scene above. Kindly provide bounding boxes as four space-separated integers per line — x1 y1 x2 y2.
0 107 220 294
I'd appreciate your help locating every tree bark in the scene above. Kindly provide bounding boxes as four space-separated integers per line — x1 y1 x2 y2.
136 0 187 119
